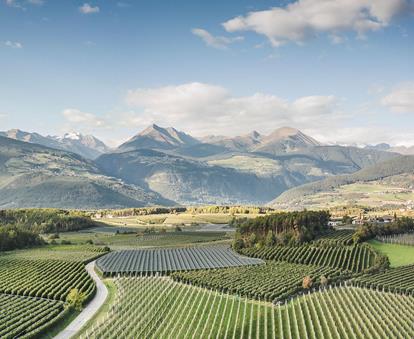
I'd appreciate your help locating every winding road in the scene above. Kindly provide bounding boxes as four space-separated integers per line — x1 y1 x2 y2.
54 261 108 339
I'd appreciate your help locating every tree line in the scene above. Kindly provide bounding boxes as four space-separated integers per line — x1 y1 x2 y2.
232 210 331 249
353 216 414 243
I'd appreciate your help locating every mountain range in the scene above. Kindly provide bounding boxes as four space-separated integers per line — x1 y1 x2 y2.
1 124 413 208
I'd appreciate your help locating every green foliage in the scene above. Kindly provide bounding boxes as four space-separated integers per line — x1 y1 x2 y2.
172 261 345 302
240 243 387 273
353 217 414 243
66 288 87 311
0 208 96 233
0 226 44 251
353 264 414 295
0 293 65 338
234 210 330 247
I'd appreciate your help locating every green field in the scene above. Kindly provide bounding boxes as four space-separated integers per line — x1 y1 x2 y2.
369 240 414 267
0 244 107 337
58 230 231 249
79 277 414 339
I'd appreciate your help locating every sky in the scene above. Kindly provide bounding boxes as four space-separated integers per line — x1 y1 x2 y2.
1 0 414 147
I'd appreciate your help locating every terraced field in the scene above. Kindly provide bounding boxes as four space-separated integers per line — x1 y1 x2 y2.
80 277 414 339
96 246 263 276
172 261 347 302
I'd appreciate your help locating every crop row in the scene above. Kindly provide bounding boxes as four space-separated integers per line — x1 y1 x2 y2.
81 277 414 339
0 293 65 339
171 261 347 302
313 229 355 246
0 257 95 301
96 245 263 276
353 264 414 295
240 243 380 273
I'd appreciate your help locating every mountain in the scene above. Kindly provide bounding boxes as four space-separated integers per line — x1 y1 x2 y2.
272 155 414 209
0 136 171 208
52 132 110 159
96 149 280 205
0 125 404 207
0 129 109 159
117 124 199 152
253 127 320 154
365 143 414 155
203 127 319 154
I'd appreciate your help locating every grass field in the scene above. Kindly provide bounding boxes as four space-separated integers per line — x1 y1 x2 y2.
369 240 414 267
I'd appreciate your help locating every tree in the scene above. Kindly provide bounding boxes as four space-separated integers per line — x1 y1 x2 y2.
320 275 328 288
265 231 276 246
66 288 87 311
302 276 313 289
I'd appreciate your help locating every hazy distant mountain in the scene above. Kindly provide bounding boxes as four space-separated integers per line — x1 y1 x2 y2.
0 125 404 207
202 127 320 155
96 149 282 205
0 129 109 159
118 124 199 152
272 155 414 209
51 132 110 159
0 136 171 208
365 143 414 155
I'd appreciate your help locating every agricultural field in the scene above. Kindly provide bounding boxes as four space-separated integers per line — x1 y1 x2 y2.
240 243 382 273
0 293 66 339
353 264 414 294
79 277 414 339
377 232 414 246
96 245 263 276
96 212 240 228
58 230 231 249
0 244 107 337
172 261 347 302
369 240 414 267
313 229 354 246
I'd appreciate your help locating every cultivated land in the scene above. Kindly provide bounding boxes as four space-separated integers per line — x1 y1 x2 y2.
2 210 414 338
0 245 108 337
368 240 414 267
79 277 414 339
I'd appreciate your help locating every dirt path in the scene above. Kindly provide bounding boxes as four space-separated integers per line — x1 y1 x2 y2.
54 261 108 339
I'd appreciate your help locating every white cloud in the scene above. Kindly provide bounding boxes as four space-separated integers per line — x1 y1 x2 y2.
124 82 341 136
4 41 23 49
62 108 106 127
5 0 44 9
381 83 414 113
191 28 243 49
79 3 100 14
223 0 409 46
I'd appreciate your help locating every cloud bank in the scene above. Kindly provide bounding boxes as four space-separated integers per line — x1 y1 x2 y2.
223 0 409 46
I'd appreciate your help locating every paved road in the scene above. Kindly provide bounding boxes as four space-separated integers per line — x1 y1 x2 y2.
54 261 108 339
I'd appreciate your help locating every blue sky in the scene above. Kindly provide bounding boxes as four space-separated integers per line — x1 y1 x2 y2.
1 0 414 146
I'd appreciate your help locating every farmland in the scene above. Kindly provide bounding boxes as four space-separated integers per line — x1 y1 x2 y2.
172 261 347 302
0 293 66 339
369 240 414 266
353 264 414 294
377 232 414 246
0 244 108 337
240 243 383 273
58 230 231 249
80 277 414 339
96 245 263 276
